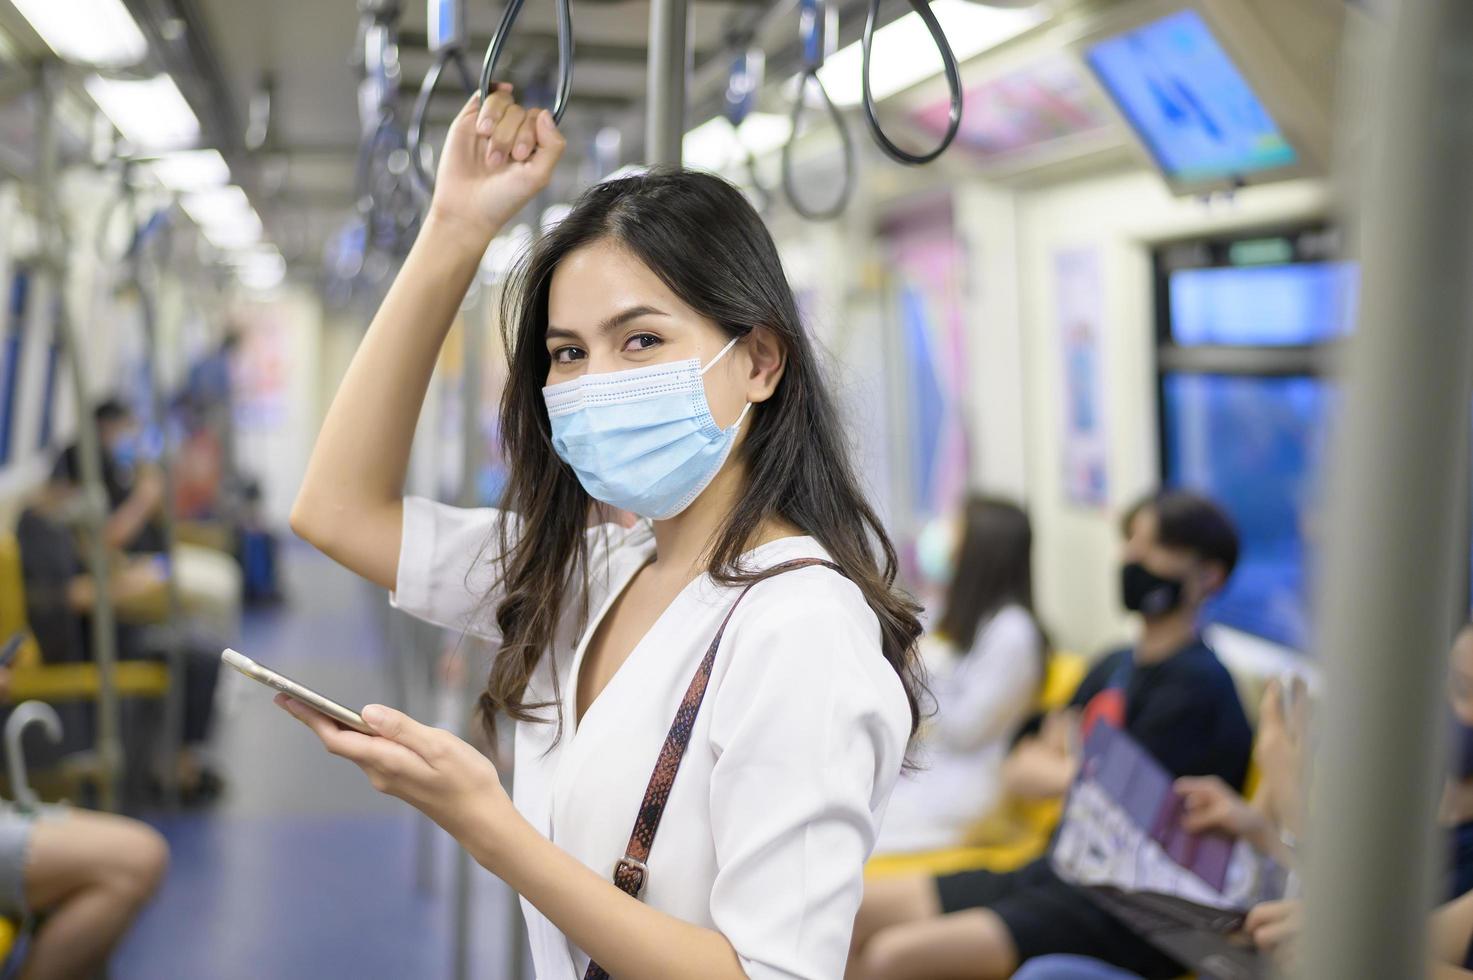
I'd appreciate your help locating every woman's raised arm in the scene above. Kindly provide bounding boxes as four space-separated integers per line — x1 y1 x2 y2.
290 91 564 590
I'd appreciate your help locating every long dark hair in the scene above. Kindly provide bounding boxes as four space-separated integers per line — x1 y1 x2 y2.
479 169 923 740
935 497 1048 671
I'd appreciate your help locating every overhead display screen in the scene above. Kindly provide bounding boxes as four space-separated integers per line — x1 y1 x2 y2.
1085 9 1297 184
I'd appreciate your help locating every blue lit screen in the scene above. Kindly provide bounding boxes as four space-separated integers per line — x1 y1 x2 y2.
1086 9 1297 183
1169 262 1358 346
1162 373 1334 651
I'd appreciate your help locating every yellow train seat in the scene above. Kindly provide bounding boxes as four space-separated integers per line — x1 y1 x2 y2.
0 531 170 705
866 651 1088 880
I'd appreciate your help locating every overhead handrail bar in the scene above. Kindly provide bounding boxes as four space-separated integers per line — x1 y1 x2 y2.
781 0 854 221
478 0 574 124
858 0 962 165
409 0 478 197
723 45 772 212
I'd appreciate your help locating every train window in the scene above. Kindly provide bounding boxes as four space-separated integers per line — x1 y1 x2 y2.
1155 226 1350 652
1169 262 1357 347
1161 373 1333 650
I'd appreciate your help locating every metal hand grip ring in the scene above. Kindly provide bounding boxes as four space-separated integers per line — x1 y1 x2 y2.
860 0 963 165
478 0 574 124
355 108 400 214
781 70 854 221
409 47 477 196
781 0 854 222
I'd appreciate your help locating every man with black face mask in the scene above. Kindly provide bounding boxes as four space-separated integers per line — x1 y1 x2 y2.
849 491 1253 980
1055 492 1253 788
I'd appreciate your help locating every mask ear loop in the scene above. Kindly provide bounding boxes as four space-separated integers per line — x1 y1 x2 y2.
699 336 752 430
699 335 743 375
728 402 754 431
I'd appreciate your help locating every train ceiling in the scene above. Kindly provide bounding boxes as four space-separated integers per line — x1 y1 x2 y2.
0 0 1350 275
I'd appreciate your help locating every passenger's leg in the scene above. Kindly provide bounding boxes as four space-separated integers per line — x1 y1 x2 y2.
20 809 168 980
182 647 222 745
849 874 942 961
849 908 1019 980
849 866 1028 978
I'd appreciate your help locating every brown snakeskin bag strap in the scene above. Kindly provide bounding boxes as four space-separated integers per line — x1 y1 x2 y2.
582 557 846 980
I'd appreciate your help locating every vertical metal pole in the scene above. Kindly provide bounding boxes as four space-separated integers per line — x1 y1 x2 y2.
126 172 188 809
1300 3 1473 978
411 609 437 891
458 295 483 512
36 63 123 811
450 782 474 980
645 0 688 166
451 293 483 980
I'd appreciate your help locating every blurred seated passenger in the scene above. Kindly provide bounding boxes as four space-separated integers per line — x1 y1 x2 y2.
1016 902 1473 980
1430 887 1473 978
847 490 1252 980
1017 635 1473 980
20 452 224 804
235 479 283 607
1166 624 1473 978
1443 623 1473 898
876 497 1047 854
91 399 166 555
93 401 240 633
1010 673 1309 980
169 395 226 522
0 666 169 980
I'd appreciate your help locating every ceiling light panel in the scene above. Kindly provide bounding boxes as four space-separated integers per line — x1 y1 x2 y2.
84 74 200 152
10 0 148 68
818 2 1045 108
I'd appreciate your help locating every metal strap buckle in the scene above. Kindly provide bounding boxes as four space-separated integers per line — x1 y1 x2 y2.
614 855 649 897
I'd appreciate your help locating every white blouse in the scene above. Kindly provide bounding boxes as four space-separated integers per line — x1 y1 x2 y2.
391 497 912 979
874 605 1042 854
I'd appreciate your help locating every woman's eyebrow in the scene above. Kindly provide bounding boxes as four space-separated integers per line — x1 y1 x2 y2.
599 305 669 333
546 305 670 342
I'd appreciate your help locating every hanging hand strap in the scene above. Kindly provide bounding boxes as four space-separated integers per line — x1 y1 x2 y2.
583 557 846 980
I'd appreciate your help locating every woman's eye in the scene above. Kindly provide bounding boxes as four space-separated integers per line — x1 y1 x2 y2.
624 333 661 352
551 346 586 365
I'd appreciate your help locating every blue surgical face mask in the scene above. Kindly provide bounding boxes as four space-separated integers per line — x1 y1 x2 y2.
915 518 956 586
110 432 139 469
543 336 751 520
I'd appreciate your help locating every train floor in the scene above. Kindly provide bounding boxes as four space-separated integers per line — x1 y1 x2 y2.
112 543 528 980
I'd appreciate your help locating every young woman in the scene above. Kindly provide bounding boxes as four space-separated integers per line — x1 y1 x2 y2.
286 89 922 979
876 497 1047 854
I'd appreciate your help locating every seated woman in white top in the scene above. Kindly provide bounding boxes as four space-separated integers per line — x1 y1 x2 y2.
877 497 1047 853
283 91 920 980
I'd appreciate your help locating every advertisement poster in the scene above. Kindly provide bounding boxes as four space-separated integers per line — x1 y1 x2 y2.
910 54 1113 164
232 307 290 430
1055 246 1108 507
884 198 972 531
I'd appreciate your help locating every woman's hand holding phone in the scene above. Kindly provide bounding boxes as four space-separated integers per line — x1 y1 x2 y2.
276 696 519 857
426 86 565 252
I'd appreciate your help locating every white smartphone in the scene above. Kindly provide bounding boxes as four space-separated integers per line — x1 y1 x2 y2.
221 648 373 735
